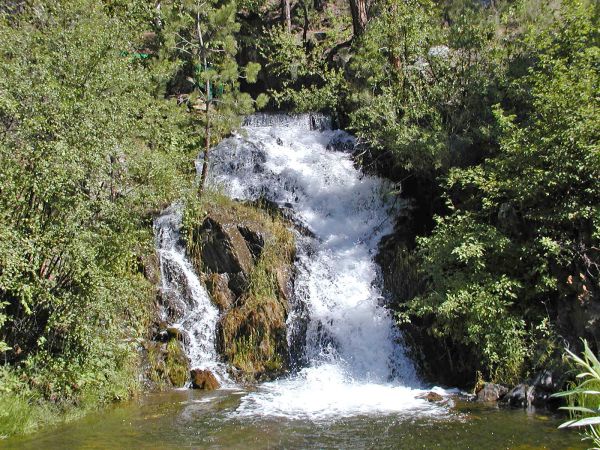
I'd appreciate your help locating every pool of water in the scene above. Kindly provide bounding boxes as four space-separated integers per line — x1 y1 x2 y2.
2 389 585 449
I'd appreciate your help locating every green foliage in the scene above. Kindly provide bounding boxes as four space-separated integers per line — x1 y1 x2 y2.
159 0 262 144
0 0 196 434
260 25 350 113
349 0 503 174
401 0 599 384
554 340 600 448
401 213 526 382
165 339 189 387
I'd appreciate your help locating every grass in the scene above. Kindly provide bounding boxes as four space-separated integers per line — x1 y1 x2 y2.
554 340 600 448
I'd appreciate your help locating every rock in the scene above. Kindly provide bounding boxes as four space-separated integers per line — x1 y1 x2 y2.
476 383 508 402
165 339 190 387
503 384 529 407
428 45 450 59
276 137 283 146
217 296 289 380
228 272 250 297
532 370 557 392
526 370 562 407
186 200 295 382
417 391 444 403
238 225 266 261
166 327 183 340
526 385 552 407
326 133 355 152
206 273 235 311
197 216 254 275
139 338 189 389
190 369 220 390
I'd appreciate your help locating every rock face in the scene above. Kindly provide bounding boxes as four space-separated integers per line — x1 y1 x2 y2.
187 200 295 381
190 369 220 390
476 383 508 402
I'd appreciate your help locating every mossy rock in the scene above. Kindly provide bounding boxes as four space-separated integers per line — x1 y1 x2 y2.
185 194 296 382
165 339 190 387
218 296 288 379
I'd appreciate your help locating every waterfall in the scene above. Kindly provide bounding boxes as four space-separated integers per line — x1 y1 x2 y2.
205 113 442 419
154 206 228 383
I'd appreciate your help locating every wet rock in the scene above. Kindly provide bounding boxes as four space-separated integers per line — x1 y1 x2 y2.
228 272 250 297
187 200 295 382
327 133 355 152
526 385 552 407
532 370 558 392
217 296 289 380
140 338 189 389
503 384 529 407
166 327 183 341
165 339 190 387
527 370 562 407
476 383 508 402
417 391 444 403
190 369 220 390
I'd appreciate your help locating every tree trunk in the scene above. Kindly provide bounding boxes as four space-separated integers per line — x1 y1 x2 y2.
196 10 210 197
348 0 368 37
282 0 292 32
199 88 210 197
301 0 309 44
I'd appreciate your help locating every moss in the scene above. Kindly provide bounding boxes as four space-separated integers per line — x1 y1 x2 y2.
165 339 189 387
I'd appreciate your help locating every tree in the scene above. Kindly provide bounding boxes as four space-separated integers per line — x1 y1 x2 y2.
162 0 265 196
402 0 599 384
0 0 194 407
282 0 292 32
348 0 368 37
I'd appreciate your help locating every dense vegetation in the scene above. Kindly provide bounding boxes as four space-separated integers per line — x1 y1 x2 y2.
0 0 597 437
0 0 260 434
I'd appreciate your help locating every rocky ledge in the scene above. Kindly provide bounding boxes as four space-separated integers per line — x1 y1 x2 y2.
186 197 296 382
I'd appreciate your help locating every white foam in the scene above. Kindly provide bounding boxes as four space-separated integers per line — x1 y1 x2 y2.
154 207 229 384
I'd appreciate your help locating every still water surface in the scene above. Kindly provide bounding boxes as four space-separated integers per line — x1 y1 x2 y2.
2 389 585 449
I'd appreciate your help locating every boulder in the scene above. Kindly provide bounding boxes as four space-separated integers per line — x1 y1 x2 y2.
217 296 289 379
417 391 444 403
326 133 355 152
166 326 183 341
503 384 529 407
526 385 552 407
238 225 267 261
197 216 254 275
532 370 558 392
187 200 295 382
476 383 508 402
190 369 220 390
165 339 190 387
527 370 562 407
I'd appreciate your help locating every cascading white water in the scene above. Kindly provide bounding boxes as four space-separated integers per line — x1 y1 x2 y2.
207 113 446 419
154 207 228 383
